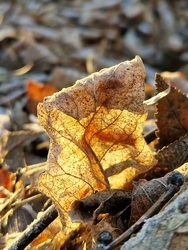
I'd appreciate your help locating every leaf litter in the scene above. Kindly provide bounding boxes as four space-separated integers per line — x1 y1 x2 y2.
0 1 188 248
1 55 188 249
30 57 187 249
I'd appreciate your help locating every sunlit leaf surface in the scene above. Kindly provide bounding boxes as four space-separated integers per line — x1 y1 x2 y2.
38 56 155 232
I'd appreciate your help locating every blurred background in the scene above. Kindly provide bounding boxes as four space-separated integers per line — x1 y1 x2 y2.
1 0 187 83
0 0 188 166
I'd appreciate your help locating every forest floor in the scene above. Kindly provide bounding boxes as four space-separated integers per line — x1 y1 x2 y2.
0 1 188 249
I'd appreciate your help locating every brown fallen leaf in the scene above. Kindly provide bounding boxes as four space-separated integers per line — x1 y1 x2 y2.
161 71 188 94
69 189 131 225
129 163 188 226
0 130 43 171
1 204 37 235
37 56 155 232
142 133 188 180
4 35 60 71
26 79 57 115
129 176 167 226
121 185 188 250
155 74 188 149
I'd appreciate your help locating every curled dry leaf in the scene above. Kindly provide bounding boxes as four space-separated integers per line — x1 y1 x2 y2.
69 189 131 225
37 56 155 232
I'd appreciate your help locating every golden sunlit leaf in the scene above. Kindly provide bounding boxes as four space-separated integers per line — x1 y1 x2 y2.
37 56 155 232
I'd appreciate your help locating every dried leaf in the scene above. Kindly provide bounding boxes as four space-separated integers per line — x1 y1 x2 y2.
0 234 6 250
176 162 188 181
129 163 188 226
4 37 60 71
143 133 188 180
37 56 155 232
155 74 188 149
121 187 188 250
161 71 188 94
60 224 91 249
26 80 57 115
1 204 36 235
1 193 48 236
0 130 43 170
69 189 131 225
129 176 167 226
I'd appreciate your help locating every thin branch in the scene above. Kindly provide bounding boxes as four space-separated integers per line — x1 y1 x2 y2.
12 193 44 208
0 189 21 214
4 204 58 250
